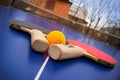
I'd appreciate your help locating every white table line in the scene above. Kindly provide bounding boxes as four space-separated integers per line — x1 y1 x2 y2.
34 56 49 80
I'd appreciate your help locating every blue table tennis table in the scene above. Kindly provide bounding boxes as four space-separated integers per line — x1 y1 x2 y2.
0 5 120 80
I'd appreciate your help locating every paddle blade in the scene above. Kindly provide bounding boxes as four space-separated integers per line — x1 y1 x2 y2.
68 39 117 67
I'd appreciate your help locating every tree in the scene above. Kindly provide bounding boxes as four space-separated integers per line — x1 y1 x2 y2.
100 0 120 37
88 0 111 29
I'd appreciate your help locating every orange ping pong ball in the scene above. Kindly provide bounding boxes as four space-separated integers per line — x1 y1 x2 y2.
47 30 66 44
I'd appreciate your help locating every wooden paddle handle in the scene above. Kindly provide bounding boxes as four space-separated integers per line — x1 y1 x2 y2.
10 21 49 52
31 29 49 52
48 44 84 60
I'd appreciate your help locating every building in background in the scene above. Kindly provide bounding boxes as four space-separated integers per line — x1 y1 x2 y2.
45 0 56 10
68 4 88 24
29 0 87 24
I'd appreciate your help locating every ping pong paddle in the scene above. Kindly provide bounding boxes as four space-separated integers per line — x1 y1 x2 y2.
10 20 66 52
48 43 116 67
67 39 117 67
10 20 49 52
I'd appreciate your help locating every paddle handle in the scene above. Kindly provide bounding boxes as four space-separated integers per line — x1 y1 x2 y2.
31 29 49 52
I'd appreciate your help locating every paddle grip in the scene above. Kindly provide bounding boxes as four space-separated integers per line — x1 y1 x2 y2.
31 29 49 52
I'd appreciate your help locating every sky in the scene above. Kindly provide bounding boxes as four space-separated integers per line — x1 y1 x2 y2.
69 0 120 29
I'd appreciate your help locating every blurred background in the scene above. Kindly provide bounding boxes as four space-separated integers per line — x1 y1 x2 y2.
0 0 120 49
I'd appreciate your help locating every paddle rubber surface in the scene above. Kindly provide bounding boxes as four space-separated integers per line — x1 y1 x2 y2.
68 39 117 65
